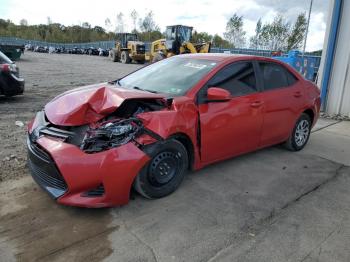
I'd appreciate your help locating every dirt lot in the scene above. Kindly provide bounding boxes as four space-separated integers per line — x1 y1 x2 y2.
0 52 142 182
0 52 349 262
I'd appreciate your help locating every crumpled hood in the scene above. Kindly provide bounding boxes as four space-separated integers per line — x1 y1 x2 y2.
44 83 164 126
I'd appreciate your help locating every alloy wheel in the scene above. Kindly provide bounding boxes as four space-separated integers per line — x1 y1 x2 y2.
294 119 310 147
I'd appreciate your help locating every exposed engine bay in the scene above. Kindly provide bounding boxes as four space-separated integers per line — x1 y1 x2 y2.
30 98 167 153
80 118 143 153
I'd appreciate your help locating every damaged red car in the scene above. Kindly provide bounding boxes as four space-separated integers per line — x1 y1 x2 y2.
27 54 321 208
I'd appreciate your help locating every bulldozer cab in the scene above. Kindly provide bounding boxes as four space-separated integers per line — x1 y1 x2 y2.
115 33 138 48
165 25 193 44
164 25 193 55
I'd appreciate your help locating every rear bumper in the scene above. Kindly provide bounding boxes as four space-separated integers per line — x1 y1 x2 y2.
27 135 150 208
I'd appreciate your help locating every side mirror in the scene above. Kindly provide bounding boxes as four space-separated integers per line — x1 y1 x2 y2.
207 87 231 102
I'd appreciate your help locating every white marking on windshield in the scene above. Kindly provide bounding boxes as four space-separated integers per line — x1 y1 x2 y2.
184 62 211 70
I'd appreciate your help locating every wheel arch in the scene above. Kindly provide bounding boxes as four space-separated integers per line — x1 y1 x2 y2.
302 108 315 125
168 133 195 170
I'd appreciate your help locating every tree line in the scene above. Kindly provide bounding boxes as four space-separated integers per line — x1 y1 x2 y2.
0 10 308 51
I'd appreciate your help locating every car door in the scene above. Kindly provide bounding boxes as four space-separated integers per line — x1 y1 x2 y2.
257 62 303 147
197 61 264 164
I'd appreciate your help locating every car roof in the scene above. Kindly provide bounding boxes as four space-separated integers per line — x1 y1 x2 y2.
176 53 279 63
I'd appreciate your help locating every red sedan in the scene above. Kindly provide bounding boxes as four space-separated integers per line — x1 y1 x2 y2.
27 54 321 208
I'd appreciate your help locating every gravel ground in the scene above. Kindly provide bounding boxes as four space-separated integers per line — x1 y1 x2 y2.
0 52 142 182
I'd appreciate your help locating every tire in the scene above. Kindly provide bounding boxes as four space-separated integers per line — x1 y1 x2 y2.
134 139 189 199
284 113 312 151
109 49 118 62
152 53 165 63
120 51 131 64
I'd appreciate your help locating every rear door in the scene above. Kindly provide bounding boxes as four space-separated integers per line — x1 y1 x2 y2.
257 62 303 147
197 61 264 164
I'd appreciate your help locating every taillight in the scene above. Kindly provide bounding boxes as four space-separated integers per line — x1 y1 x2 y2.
0 64 10 73
0 63 17 73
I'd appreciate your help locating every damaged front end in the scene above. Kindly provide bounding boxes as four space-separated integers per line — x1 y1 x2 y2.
80 118 143 153
28 97 167 154
26 102 167 207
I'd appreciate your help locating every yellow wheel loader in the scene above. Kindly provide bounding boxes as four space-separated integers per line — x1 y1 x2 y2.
148 25 211 62
109 33 146 64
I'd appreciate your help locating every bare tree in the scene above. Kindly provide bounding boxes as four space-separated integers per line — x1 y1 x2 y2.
130 9 138 32
115 12 125 33
139 11 159 32
47 16 52 25
105 18 112 32
249 18 262 49
19 19 28 26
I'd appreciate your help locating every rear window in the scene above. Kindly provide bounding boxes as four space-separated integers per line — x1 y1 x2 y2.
0 51 13 64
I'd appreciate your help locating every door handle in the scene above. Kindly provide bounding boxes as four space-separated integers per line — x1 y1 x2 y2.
251 101 264 108
294 91 302 98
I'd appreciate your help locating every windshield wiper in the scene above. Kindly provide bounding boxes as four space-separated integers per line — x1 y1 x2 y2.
133 86 158 94
108 79 121 85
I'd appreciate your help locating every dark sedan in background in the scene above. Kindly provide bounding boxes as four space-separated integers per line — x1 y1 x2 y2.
0 51 25 97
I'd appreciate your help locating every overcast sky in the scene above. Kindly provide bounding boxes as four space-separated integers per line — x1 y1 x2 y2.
0 0 330 51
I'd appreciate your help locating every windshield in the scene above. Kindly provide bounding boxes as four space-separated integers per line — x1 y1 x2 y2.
178 27 192 42
165 26 192 43
165 27 176 40
119 57 218 96
126 34 137 41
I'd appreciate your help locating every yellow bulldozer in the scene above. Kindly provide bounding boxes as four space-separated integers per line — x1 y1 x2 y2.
148 25 211 62
109 33 146 64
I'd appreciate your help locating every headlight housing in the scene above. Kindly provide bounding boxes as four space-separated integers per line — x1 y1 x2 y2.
80 118 143 153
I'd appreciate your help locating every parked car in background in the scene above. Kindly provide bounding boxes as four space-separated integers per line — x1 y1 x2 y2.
34 46 48 53
0 51 24 96
27 54 320 208
25 44 34 51
84 47 99 55
100 48 109 56
70 47 84 54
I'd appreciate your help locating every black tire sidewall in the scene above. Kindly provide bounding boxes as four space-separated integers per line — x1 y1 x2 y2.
135 140 188 199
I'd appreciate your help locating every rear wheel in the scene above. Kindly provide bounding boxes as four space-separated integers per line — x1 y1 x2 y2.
134 139 188 199
284 113 311 151
120 51 131 64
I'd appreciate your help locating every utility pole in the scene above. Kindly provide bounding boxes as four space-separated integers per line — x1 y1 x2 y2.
302 0 313 59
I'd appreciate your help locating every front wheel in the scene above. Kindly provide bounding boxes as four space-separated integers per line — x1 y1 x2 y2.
109 49 118 62
120 51 131 64
284 113 311 151
134 139 188 199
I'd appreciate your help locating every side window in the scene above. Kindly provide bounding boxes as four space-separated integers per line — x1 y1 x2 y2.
207 62 257 97
260 62 293 91
286 70 298 86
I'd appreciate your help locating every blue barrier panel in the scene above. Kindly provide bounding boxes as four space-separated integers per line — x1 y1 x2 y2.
273 50 321 81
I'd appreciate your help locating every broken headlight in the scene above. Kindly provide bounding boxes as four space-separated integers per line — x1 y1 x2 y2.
80 118 143 153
